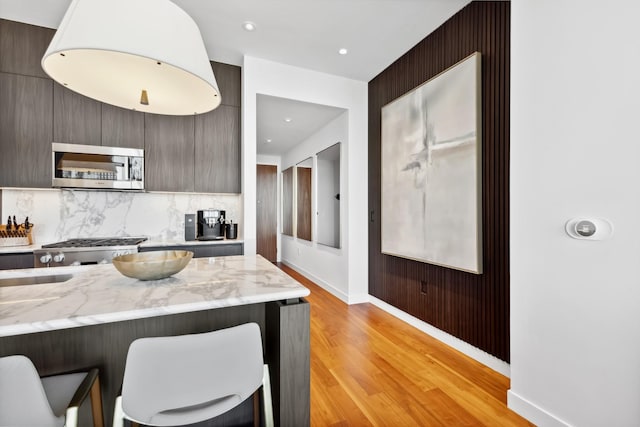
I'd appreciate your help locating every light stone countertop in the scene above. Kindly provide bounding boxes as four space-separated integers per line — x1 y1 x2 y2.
0 255 309 337
0 244 40 254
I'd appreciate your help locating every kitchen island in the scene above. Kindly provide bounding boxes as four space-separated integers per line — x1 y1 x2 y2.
0 255 310 426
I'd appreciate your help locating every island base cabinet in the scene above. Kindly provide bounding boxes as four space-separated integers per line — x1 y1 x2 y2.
266 298 311 427
0 300 310 427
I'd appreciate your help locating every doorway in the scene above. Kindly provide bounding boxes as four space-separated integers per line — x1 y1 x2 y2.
256 164 277 262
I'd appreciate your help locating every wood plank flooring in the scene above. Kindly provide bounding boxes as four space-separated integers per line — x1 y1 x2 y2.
278 264 535 427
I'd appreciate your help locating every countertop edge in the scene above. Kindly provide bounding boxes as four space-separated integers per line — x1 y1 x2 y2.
0 288 309 338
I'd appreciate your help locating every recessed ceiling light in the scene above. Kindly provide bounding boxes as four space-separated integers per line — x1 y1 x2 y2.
242 21 256 31
338 48 348 55
284 117 292 123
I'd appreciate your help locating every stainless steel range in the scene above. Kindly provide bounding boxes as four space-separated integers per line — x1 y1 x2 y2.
34 237 148 267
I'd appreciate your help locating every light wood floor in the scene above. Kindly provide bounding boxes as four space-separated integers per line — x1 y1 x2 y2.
278 264 535 427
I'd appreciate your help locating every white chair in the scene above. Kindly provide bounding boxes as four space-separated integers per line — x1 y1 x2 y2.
0 354 103 427
112 323 274 427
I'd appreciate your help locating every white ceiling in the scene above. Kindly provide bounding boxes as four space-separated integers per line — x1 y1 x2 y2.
257 95 345 156
0 0 471 155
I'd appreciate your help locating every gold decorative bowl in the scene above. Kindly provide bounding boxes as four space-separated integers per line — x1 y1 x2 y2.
112 250 193 281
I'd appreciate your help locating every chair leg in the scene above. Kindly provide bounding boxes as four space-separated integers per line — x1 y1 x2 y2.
253 389 260 427
65 407 79 427
90 375 104 427
262 364 274 427
112 396 124 427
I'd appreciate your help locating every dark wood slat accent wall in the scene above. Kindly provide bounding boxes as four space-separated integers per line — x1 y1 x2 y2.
368 1 510 361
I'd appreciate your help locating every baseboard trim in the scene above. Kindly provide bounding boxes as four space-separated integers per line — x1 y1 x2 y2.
507 390 570 427
368 295 511 377
281 260 351 304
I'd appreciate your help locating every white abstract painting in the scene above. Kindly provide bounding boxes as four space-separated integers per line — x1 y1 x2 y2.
381 52 482 274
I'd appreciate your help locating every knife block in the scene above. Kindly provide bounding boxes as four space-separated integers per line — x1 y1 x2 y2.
0 225 34 247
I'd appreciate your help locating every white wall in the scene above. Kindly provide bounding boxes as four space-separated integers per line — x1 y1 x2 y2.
316 154 339 248
280 113 350 300
509 1 640 426
243 57 368 302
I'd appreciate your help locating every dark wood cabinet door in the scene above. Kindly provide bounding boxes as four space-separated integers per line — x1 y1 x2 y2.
0 19 54 78
0 253 34 270
53 83 102 145
257 164 277 262
145 113 195 192
140 243 243 257
194 105 240 193
211 62 241 107
101 104 144 148
0 73 53 188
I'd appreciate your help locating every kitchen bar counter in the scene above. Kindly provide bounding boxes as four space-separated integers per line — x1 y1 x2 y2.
0 254 307 337
0 255 310 426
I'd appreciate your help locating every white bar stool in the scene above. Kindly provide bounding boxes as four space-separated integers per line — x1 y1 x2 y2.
0 354 104 427
112 323 274 427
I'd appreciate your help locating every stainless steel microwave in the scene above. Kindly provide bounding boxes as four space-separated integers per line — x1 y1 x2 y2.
52 142 144 190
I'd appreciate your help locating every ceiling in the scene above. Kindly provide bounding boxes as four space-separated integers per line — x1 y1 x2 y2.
257 95 345 157
0 0 471 155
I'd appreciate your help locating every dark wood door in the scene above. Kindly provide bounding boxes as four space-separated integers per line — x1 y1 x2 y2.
257 164 277 262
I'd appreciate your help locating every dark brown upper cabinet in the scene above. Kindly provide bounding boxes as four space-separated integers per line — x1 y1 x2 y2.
0 73 53 188
101 104 144 149
0 19 243 194
144 114 195 192
0 19 54 78
211 62 240 107
194 105 240 193
53 83 102 145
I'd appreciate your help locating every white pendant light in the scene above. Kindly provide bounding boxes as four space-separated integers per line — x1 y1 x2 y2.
41 0 221 115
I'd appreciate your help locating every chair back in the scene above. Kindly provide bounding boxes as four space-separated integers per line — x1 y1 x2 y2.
0 355 64 427
121 323 264 426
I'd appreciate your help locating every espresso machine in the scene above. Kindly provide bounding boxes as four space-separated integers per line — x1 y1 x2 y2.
197 209 226 240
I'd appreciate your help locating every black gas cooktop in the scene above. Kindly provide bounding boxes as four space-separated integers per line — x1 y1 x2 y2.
42 237 148 249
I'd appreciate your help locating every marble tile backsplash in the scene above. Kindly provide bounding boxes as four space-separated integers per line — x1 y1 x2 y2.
1 188 242 244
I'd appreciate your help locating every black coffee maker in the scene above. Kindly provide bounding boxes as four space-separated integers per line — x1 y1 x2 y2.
197 209 226 240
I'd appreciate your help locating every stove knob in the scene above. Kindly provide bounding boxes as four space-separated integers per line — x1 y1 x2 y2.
53 253 65 263
39 253 52 264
